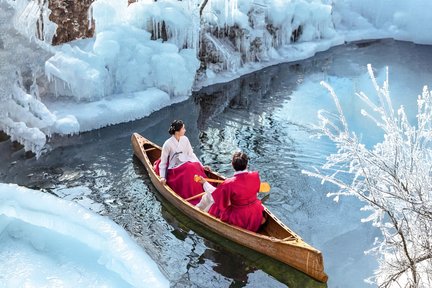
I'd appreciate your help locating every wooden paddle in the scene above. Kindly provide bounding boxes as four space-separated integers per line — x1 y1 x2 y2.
193 175 271 192
185 191 206 202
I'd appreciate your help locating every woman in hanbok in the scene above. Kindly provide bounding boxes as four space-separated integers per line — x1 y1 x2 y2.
154 120 207 205
196 152 265 232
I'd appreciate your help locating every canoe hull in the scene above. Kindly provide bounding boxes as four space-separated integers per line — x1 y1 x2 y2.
131 133 328 283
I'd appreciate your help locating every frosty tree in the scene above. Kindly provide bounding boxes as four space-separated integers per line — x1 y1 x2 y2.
304 64 432 287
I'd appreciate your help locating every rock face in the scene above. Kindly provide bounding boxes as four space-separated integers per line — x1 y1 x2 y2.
48 0 95 45
47 0 137 45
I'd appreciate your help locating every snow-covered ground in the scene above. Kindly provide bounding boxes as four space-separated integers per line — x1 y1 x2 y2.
0 183 169 287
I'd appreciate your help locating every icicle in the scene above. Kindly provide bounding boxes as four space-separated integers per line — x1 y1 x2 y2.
88 4 93 30
10 0 56 45
30 69 40 100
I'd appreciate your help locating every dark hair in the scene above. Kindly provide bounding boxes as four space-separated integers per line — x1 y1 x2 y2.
232 151 248 171
168 120 184 135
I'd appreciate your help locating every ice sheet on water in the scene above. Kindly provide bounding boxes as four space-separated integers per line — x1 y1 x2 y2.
0 183 169 288
45 87 173 132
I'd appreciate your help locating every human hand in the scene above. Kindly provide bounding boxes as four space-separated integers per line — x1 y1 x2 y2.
194 174 206 184
160 177 167 185
203 165 212 172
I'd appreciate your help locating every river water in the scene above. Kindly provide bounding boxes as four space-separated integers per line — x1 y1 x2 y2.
1 39 432 287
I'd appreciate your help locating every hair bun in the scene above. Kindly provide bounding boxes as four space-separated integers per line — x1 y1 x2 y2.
168 125 175 135
168 120 184 135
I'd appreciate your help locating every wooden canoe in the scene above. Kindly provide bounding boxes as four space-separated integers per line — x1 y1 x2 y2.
131 132 328 283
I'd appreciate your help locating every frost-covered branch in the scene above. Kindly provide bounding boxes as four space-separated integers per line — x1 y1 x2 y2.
303 64 432 287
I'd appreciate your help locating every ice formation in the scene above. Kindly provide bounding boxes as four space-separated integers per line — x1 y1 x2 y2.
2 0 432 156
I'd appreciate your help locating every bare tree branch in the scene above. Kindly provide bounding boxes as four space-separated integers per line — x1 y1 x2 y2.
305 66 432 287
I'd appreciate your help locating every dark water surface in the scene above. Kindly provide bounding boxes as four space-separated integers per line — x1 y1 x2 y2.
2 39 432 287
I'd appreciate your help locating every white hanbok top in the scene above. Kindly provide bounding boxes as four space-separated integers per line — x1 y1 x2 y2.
159 135 201 179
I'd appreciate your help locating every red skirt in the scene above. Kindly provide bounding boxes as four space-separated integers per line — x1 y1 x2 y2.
154 159 206 205
209 201 264 232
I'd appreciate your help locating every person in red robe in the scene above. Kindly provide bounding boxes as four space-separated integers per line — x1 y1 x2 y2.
153 120 208 205
197 152 265 232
